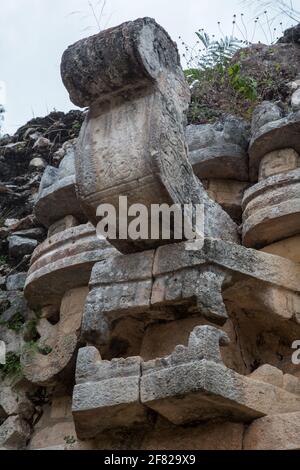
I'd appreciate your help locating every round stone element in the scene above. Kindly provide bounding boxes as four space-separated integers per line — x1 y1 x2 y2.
242 169 300 248
249 111 300 181
258 148 300 181
24 224 116 308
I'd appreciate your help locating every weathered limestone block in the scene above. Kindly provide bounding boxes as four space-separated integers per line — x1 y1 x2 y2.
186 116 249 181
0 386 34 422
243 412 300 450
28 399 77 450
249 364 284 388
153 238 300 293
72 347 149 439
142 420 244 450
151 266 229 324
140 317 247 374
260 235 300 263
224 278 300 340
291 87 300 111
251 101 283 136
8 235 38 259
24 223 116 309
21 286 88 386
203 179 249 223
48 215 79 238
258 148 300 181
0 416 31 450
242 169 300 248
34 145 85 228
61 17 238 253
6 272 27 291
141 326 300 425
82 250 154 347
82 238 300 347
249 108 300 181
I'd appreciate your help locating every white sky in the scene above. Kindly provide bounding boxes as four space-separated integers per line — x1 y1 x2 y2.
0 0 298 134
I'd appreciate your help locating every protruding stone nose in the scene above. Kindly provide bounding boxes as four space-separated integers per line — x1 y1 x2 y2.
61 17 238 253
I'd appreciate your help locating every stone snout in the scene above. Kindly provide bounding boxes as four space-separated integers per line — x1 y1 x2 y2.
72 326 300 439
61 17 239 253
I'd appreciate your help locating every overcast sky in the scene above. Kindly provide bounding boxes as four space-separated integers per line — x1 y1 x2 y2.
0 0 297 134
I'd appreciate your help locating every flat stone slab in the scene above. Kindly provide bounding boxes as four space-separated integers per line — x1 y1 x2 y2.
140 326 300 425
72 348 149 439
0 416 31 450
186 117 249 182
82 238 300 347
34 174 85 228
34 145 85 227
73 326 300 436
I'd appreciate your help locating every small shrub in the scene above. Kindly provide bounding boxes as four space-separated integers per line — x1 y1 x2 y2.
5 313 25 333
64 435 76 445
23 340 52 357
0 255 8 266
0 352 22 377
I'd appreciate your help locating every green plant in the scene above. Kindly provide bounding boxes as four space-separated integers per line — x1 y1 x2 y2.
228 63 258 100
71 121 81 132
38 344 53 356
24 318 39 341
23 340 52 357
0 352 22 377
0 312 25 333
182 30 243 71
64 435 76 445
0 255 8 266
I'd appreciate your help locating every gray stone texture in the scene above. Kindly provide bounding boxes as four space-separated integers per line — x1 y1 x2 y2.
186 116 249 181
34 141 85 227
249 107 300 181
242 168 300 248
61 17 238 253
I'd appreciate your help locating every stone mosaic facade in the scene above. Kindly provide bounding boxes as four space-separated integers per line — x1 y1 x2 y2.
1 17 300 451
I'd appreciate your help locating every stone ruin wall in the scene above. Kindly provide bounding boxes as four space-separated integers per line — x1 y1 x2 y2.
1 17 300 450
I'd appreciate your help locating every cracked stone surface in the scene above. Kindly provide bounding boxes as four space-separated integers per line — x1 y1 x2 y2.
249 108 300 181
242 169 300 248
61 17 238 253
186 116 249 182
24 223 117 309
73 348 149 439
73 326 300 436
82 238 300 347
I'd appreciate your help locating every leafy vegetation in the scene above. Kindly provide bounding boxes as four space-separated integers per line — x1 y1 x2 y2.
0 255 8 266
0 352 22 377
182 30 244 71
23 339 52 357
24 318 39 341
182 17 298 125
64 435 76 445
0 312 25 333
